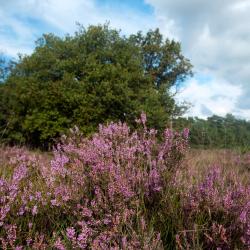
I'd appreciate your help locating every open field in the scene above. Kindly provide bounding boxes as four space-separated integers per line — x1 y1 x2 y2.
0 120 249 249
184 149 250 185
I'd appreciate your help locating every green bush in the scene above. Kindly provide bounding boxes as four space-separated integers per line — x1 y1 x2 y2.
0 24 192 149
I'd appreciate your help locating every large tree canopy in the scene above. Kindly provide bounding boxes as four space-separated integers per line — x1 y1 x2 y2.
0 24 192 148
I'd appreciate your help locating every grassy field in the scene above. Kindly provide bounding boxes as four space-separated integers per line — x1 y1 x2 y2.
0 122 249 249
185 149 250 184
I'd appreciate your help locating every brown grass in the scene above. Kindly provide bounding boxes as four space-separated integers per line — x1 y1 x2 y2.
183 148 250 185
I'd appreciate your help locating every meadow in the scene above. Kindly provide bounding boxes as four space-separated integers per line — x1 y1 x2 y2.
0 114 249 249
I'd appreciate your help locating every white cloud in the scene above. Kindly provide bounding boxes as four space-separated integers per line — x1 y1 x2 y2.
146 0 250 116
1 0 250 118
0 6 36 56
176 77 243 119
145 0 250 78
0 0 157 56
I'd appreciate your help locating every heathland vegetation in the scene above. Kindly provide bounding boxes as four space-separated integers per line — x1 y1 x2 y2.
0 25 249 249
0 116 249 249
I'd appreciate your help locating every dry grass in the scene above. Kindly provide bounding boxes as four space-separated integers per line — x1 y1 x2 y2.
183 148 250 185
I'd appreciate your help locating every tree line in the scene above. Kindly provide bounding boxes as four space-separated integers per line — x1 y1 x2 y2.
1 24 249 150
174 114 250 150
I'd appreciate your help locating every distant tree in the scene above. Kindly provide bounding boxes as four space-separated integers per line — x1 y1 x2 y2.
0 24 192 149
0 54 7 83
174 114 250 149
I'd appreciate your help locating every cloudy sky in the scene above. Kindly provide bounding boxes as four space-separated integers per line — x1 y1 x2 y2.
1 0 250 119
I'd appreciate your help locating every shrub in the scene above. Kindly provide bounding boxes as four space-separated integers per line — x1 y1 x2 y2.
0 114 249 249
173 166 250 249
0 114 188 249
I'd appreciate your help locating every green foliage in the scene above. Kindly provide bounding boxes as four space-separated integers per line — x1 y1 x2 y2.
174 114 250 149
0 24 192 149
0 55 4 83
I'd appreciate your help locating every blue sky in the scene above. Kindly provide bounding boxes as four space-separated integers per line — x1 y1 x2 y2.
1 0 250 119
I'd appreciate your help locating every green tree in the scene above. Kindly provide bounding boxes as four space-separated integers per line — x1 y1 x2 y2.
174 114 250 149
129 29 192 89
0 24 192 149
0 54 7 83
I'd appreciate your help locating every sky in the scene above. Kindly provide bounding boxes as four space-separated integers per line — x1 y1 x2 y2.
0 0 250 119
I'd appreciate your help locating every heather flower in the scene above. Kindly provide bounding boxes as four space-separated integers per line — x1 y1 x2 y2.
81 207 93 218
54 237 66 250
122 236 127 248
26 237 32 246
140 112 147 126
240 210 247 223
182 128 189 140
0 115 191 249
77 232 88 249
31 205 38 215
66 227 76 240
51 199 59 206
15 246 23 250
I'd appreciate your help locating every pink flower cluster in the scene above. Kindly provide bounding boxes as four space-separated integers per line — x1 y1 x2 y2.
176 166 250 249
0 114 188 249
